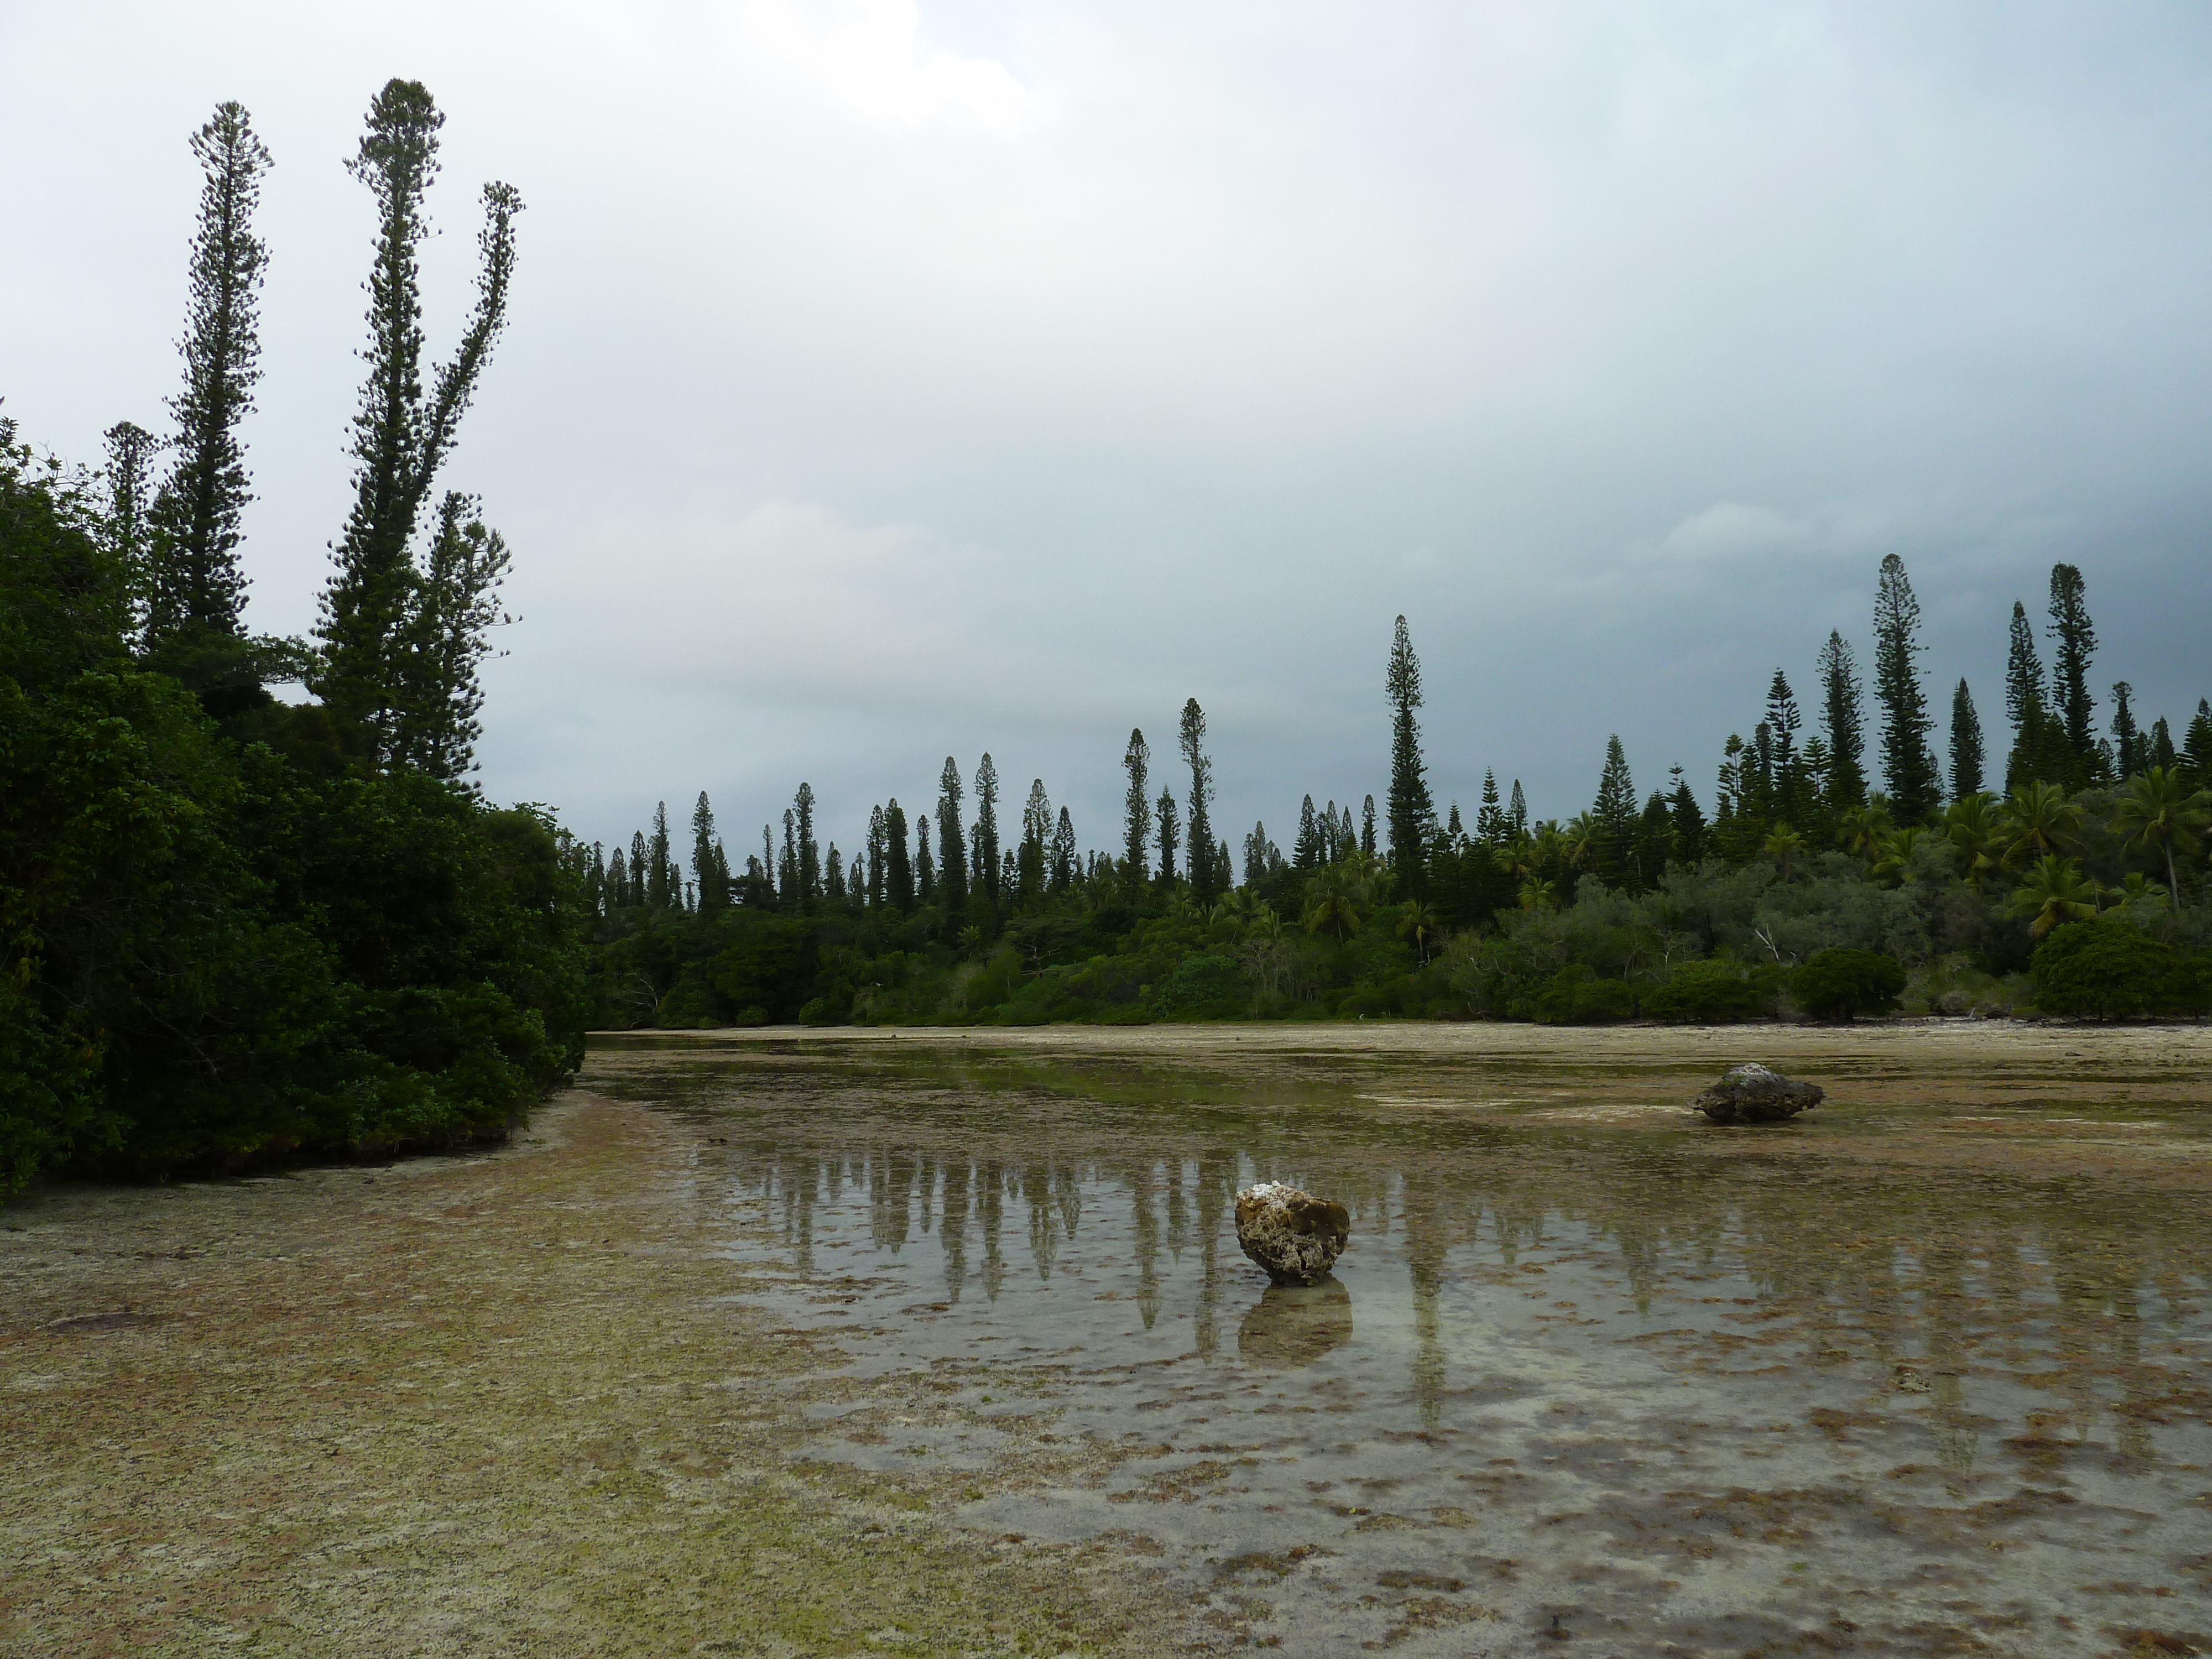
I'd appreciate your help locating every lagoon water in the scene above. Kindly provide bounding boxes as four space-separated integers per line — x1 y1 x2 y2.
587 1030 2212 1655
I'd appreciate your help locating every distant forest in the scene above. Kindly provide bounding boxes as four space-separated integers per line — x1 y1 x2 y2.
2 86 587 1192
592 567 2212 1030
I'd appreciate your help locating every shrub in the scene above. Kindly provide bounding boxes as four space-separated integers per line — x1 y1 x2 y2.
1152 953 1247 1019
1642 959 1777 1024
1530 964 1637 1024
1792 948 1906 1021
2031 920 2204 1020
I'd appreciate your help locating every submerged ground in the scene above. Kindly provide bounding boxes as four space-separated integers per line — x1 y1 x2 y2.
5 1023 2211 1656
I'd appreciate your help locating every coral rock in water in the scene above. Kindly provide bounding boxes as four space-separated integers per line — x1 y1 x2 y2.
1234 1182 1350 1286
1691 1063 1825 1124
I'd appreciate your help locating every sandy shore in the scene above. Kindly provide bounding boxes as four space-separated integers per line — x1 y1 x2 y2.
0 1092 1175 1657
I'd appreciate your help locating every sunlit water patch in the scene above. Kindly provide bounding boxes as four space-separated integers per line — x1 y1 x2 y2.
587 1036 2212 1655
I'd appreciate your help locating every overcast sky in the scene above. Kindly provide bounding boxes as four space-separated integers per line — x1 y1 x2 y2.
6 1 2210 864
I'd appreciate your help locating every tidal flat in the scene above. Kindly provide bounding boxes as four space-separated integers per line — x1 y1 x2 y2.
6 1024 2212 1656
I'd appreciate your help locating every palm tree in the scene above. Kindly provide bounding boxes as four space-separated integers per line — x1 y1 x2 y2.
1396 900 1441 964
1838 799 1893 862
1871 825 1927 885
2114 870 2171 914
2108 765 2211 906
1301 864 1364 942
2007 854 2098 939
1516 878 1558 911
1561 812 1600 872
1943 791 2005 891
1998 780 2083 868
1761 825 1807 882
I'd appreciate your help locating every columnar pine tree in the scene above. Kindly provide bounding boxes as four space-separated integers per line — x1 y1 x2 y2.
313 80 523 767
1361 796 1376 857
1178 698 1222 900
1475 770 1504 843
1243 822 1270 887
1668 768 1708 863
759 825 775 906
2003 599 2059 789
389 492 510 778
1121 729 1152 893
935 759 967 912
2109 683 2143 780
633 832 651 906
1762 670 1807 821
866 805 886 907
606 847 628 911
1592 735 1637 880
1815 631 1866 809
794 782 820 904
648 802 672 909
915 812 935 905
1508 780 1527 835
779 811 797 905
2182 701 2212 786
971 753 1000 903
102 421 163 635
1872 554 1940 820
1949 681 1985 800
2046 564 2100 786
1017 778 1050 902
826 846 844 902
1384 616 1434 885
2150 717 2178 774
147 101 273 658
692 791 727 914
1293 795 1322 868
1050 806 1077 893
1156 787 1181 886
885 800 914 910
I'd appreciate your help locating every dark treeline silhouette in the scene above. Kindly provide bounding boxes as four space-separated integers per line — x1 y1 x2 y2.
592 571 2211 1030
1 86 587 1194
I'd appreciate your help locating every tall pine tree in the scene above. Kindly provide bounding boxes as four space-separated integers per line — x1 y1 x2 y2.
1872 554 1939 820
147 101 273 665
2109 682 2143 780
971 753 1000 903
1121 729 1152 892
1384 616 1434 886
1949 680 1985 800
935 759 967 912
794 782 819 904
885 800 914 910
1050 806 1077 893
1178 698 1223 901
1155 787 1180 886
2047 564 2100 786
1816 630 1866 810
313 80 523 768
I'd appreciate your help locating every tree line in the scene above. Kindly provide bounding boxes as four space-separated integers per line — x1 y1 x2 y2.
2 85 587 1193
591 566 2210 1029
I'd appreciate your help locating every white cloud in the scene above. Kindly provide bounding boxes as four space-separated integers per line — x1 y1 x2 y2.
735 0 1048 136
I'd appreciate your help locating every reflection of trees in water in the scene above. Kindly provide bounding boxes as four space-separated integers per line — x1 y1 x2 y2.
716 1110 2209 1463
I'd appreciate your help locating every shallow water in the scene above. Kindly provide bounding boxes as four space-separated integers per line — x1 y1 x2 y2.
586 1032 2212 1656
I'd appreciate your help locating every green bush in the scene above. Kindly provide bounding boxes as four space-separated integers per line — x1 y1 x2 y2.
1792 948 1906 1021
2031 920 2205 1020
1642 959 1777 1023
1152 953 1248 1019
1530 964 1638 1024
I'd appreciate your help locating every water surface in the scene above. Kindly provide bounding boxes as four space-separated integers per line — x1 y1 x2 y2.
586 1030 2212 1655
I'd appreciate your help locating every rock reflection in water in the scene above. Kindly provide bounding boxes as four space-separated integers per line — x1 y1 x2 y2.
1237 1278 1353 1368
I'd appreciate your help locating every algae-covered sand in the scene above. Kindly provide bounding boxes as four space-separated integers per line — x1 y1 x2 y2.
6 1022 2212 1656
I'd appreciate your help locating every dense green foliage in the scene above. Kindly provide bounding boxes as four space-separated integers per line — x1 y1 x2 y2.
1 84 582 1194
589 575 2212 1034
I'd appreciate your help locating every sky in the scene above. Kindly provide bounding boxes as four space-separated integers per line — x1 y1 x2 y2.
5 1 2211 867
